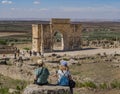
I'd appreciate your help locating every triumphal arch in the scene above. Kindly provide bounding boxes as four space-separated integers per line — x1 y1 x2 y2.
32 19 82 53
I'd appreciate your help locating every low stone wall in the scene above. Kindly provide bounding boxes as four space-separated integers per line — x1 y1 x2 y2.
0 46 16 54
0 50 15 54
23 84 70 94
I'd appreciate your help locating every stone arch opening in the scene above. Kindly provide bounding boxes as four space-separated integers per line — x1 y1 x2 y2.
53 31 64 51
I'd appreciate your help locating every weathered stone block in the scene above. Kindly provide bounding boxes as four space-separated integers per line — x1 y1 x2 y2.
23 84 71 94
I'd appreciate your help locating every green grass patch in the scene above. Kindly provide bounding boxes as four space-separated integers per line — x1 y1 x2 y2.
76 81 97 89
76 81 85 88
110 80 120 89
0 88 9 94
82 30 120 41
23 47 30 51
99 83 108 89
84 81 97 88
0 40 7 45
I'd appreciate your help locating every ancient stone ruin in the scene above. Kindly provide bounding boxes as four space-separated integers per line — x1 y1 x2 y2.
32 18 82 54
23 84 70 94
0 45 16 54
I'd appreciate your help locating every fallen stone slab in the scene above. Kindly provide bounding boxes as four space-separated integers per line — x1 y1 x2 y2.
23 84 71 94
9 88 20 94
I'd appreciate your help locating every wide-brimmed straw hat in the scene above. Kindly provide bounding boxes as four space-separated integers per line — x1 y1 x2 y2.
37 59 44 66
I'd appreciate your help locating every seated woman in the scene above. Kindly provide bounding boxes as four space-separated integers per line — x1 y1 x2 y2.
34 59 50 85
56 60 74 94
57 60 71 86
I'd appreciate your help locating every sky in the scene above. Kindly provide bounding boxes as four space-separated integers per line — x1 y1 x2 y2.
0 0 120 20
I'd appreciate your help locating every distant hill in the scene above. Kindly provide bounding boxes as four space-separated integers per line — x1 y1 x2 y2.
0 19 120 33
0 18 120 22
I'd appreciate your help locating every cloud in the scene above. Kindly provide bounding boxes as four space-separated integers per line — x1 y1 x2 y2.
39 8 48 11
58 6 120 19
60 6 120 13
0 6 119 19
9 7 48 12
1 0 12 4
33 1 40 4
11 8 15 10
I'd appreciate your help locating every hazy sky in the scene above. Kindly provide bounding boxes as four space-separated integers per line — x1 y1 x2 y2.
0 0 120 19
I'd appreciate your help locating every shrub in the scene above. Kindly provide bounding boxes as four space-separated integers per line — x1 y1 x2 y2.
76 81 85 88
62 58 69 61
0 40 7 45
84 81 97 88
110 80 120 89
16 85 21 90
23 47 30 51
76 81 97 89
99 83 108 89
0 88 9 94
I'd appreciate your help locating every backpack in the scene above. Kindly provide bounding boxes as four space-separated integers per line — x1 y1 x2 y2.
59 71 69 86
69 79 76 88
35 67 49 84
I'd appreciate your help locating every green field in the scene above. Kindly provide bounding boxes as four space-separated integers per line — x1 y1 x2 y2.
82 30 120 41
0 21 120 45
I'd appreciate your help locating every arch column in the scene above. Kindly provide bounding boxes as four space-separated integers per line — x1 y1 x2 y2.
50 23 53 52
62 34 69 50
61 36 64 50
40 24 44 56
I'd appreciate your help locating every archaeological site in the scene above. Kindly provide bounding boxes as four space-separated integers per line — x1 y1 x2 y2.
32 19 82 53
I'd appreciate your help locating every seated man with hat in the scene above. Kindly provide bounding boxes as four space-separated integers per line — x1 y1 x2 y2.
34 59 50 85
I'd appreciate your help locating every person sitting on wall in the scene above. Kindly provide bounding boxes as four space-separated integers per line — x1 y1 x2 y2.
55 60 75 94
34 59 50 85
56 60 71 86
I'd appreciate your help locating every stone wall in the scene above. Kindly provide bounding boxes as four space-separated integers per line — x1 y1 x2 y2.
0 46 16 54
23 84 71 94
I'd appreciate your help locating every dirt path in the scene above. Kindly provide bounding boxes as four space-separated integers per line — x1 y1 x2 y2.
45 48 120 56
0 32 26 37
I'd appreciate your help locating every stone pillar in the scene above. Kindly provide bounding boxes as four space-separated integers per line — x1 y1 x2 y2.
32 24 40 52
50 23 53 52
61 36 64 50
41 24 44 56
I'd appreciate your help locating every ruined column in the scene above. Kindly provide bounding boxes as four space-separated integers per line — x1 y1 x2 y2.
41 24 44 56
32 24 40 52
61 36 64 50
50 22 53 52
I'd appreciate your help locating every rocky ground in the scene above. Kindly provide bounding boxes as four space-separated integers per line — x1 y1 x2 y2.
0 48 120 94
